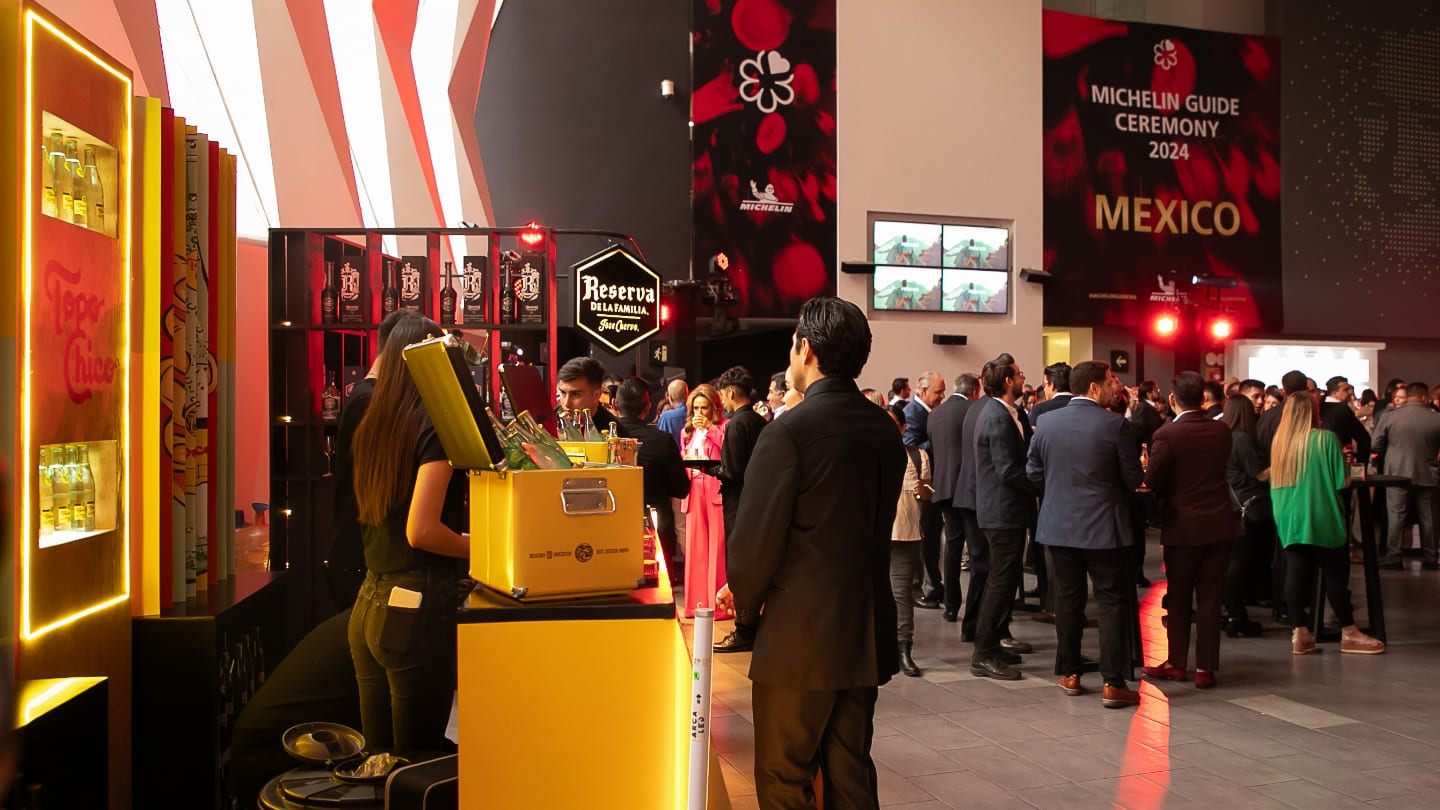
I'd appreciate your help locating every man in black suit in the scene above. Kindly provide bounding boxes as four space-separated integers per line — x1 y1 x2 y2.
1129 379 1165 447
926 373 980 622
614 378 690 581
557 356 627 437
1028 360 1145 708
1026 362 1072 611
720 297 905 808
1321 375 1371 462
712 365 769 653
1202 380 1226 419
970 359 1037 680
1257 370 1309 463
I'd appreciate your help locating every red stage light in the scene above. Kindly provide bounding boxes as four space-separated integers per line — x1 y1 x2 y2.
1210 318 1233 340
661 303 671 324
1153 314 1179 336
520 221 545 248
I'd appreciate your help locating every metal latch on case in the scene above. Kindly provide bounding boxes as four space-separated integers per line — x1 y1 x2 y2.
559 477 616 516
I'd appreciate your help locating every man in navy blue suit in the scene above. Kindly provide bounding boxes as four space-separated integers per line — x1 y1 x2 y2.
904 371 947 606
1027 360 1144 708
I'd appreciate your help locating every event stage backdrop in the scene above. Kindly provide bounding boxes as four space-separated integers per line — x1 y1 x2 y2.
1042 10 1282 331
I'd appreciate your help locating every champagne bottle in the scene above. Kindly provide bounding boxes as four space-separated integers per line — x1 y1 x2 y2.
485 409 537 471
49 447 71 534
381 259 399 315
38 446 54 537
321 261 338 324
77 444 96 531
50 133 73 222
515 411 574 469
66 140 87 227
321 372 341 422
440 261 458 324
82 147 105 231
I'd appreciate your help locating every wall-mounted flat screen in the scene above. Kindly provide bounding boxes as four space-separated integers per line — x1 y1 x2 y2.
873 267 942 311
942 269 1009 314
942 224 1010 270
873 221 943 267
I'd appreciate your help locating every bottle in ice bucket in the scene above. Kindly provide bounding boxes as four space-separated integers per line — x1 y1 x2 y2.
577 409 598 442
485 408 537 471
515 411 574 469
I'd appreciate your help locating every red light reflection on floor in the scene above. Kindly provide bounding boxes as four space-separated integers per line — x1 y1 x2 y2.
1114 579 1172 807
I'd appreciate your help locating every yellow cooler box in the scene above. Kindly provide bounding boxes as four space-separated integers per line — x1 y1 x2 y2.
468 467 646 600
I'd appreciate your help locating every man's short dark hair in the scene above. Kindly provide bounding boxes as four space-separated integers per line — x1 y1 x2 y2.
771 372 787 392
1326 375 1350 395
793 297 871 380
1138 379 1159 400
890 377 909 396
615 378 651 417
1203 380 1224 404
1172 371 1206 409
1281 370 1308 394
981 361 1017 398
377 307 421 351
1239 378 1265 393
993 352 1015 366
1043 362 1072 393
1405 381 1430 399
716 366 755 401
954 373 979 398
1071 361 1110 397
558 356 605 386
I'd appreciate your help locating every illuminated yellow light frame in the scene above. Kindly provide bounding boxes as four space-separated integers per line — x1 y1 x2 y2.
20 8 133 641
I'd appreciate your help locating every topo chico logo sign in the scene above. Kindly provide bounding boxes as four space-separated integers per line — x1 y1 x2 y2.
572 247 662 354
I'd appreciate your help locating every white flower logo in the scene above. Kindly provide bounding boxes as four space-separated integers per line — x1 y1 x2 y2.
1153 39 1179 70
738 50 796 114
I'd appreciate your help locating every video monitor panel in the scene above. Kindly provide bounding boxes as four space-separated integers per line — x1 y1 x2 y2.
941 270 1009 314
873 221 943 267
873 266 943 311
942 224 1010 270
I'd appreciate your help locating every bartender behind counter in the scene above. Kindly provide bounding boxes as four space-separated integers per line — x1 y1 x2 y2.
349 315 472 754
614 377 691 581
557 356 628 437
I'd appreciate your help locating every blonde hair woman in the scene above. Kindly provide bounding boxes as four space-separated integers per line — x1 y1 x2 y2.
1270 392 1384 655
681 383 728 619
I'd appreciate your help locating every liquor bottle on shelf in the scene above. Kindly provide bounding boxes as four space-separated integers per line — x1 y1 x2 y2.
82 147 104 231
77 444 96 531
42 132 59 217
381 258 399 315
338 259 363 324
38 446 54 537
498 251 517 325
439 261 458 325
48 447 71 533
462 255 487 325
50 132 73 222
320 261 338 324
321 372 341 422
62 446 83 531
399 257 426 313
67 140 87 227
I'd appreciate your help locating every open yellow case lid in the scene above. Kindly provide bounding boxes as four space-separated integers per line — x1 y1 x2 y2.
402 336 504 472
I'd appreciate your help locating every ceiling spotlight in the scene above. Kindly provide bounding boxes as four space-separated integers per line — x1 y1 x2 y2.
1191 274 1239 289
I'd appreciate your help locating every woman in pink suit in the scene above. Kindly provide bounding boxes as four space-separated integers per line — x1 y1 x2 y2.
681 384 729 619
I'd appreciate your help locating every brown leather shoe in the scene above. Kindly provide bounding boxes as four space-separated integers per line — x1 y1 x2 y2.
1058 674 1085 696
1101 683 1140 709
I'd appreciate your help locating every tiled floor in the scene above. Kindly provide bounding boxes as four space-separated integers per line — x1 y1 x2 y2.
690 536 1440 809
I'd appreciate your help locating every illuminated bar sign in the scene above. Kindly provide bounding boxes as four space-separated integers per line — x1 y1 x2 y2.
572 247 661 354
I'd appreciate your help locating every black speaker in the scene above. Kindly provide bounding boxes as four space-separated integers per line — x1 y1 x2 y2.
1018 267 1053 283
932 334 968 346
839 261 876 275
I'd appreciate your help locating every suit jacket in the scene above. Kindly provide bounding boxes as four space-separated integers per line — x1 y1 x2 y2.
903 398 932 451
718 404 767 530
974 398 1035 530
1028 392 1072 428
925 393 974 505
954 394 991 511
1321 400 1372 462
1129 399 1165 447
617 416 690 508
1027 398 1143 549
1373 403 1440 486
1146 411 1242 546
1256 405 1284 465
728 376 906 689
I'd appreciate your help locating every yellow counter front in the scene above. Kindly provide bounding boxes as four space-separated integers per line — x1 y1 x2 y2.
455 577 730 808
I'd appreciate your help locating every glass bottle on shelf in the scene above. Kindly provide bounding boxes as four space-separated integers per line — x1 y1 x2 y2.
66 140 87 227
64 446 84 531
48 447 71 534
42 131 60 217
77 445 96 531
381 259 399 315
440 261 458 325
50 132 73 222
320 261 338 324
38 446 54 537
82 147 104 231
321 372 341 422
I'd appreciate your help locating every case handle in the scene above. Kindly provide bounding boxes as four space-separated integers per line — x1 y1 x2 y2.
559 487 616 516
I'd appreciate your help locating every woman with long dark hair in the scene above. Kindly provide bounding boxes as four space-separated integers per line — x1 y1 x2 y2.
1270 392 1384 655
349 315 470 752
1221 394 1268 637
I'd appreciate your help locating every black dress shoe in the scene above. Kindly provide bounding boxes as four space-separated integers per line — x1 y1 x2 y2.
971 657 1023 681
942 610 958 622
713 629 755 653
1000 638 1034 654
899 641 922 677
1136 575 1153 588
915 596 942 609
996 650 1023 665
1224 618 1264 638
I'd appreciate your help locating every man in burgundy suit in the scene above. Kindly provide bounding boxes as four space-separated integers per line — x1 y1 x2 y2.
1143 371 1243 689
